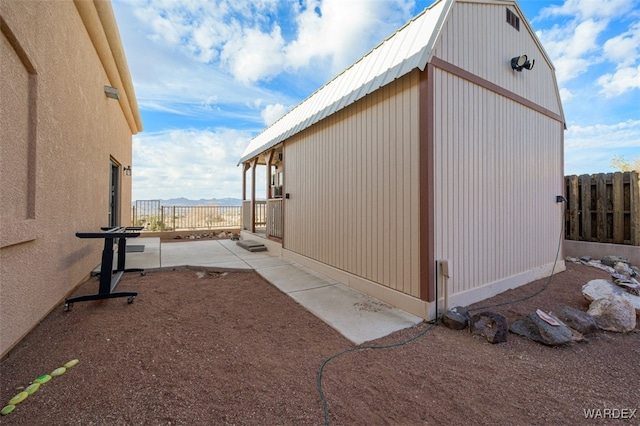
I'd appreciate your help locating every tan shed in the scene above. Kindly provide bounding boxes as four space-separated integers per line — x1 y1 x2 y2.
1 0 142 357
239 0 565 319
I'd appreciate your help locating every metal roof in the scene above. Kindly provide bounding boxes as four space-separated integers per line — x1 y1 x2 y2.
239 0 452 164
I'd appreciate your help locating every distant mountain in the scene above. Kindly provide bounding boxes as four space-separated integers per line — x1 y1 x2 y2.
132 198 243 206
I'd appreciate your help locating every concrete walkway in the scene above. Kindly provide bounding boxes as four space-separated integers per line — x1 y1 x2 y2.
118 238 422 344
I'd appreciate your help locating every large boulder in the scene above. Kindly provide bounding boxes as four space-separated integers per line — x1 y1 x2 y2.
582 279 640 315
469 312 508 344
509 311 573 346
557 306 598 335
587 296 636 333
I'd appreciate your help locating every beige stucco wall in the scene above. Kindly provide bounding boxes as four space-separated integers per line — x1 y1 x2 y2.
0 0 142 358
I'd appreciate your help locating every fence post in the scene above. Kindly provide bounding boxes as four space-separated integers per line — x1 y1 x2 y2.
632 171 639 245
567 175 579 240
612 172 624 244
580 174 591 241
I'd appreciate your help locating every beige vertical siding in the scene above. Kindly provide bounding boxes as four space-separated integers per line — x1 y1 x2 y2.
432 68 564 296
284 71 421 297
434 1 562 116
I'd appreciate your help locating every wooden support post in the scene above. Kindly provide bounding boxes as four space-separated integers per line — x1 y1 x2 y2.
265 150 274 201
242 163 250 201
250 158 258 233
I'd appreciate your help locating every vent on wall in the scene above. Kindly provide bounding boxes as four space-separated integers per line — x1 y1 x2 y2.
506 8 520 31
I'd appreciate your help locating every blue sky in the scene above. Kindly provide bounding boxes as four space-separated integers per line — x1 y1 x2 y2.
111 0 640 201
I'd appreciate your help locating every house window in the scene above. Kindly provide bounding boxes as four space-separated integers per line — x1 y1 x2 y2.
506 8 520 31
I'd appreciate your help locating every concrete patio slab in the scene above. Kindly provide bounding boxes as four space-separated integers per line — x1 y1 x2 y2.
243 256 294 269
256 263 339 293
110 237 423 344
288 283 423 344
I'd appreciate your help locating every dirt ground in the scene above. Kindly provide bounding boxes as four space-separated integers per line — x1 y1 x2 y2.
1 262 638 425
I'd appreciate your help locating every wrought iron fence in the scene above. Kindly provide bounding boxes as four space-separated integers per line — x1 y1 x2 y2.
132 200 242 231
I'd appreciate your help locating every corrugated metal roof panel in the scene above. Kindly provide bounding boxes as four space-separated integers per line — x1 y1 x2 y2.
239 0 451 163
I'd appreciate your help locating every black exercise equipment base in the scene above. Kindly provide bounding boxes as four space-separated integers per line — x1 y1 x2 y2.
65 227 145 311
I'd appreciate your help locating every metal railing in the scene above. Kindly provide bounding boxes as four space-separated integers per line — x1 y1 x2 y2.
132 201 241 231
241 200 267 231
267 199 284 239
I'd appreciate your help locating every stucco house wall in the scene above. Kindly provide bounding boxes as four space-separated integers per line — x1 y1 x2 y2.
0 0 142 358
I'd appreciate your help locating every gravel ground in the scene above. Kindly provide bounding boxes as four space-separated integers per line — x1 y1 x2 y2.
1 262 638 425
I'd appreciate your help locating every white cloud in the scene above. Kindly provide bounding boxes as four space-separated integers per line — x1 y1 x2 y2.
538 0 634 20
536 19 607 84
558 87 574 102
597 64 640 96
534 0 640 100
261 103 289 126
221 25 286 83
603 22 640 68
564 119 640 175
117 0 414 86
284 0 411 74
132 128 252 200
565 119 640 149
597 22 640 96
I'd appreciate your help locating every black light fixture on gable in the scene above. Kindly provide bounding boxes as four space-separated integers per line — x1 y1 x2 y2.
511 55 534 72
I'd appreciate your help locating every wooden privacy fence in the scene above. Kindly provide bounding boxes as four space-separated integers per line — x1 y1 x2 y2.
565 171 639 245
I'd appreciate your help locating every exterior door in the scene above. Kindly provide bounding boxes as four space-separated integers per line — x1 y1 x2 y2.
109 160 119 227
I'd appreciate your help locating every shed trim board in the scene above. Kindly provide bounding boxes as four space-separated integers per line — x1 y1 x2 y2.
420 64 435 302
430 57 564 125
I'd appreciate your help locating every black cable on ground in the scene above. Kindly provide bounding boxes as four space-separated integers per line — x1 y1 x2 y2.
317 207 565 425
317 319 439 426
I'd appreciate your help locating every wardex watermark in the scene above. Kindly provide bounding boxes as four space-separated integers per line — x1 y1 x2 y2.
583 408 637 419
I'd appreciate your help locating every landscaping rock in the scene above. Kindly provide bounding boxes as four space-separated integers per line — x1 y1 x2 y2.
580 255 592 263
601 255 631 267
442 306 470 330
582 279 640 315
614 262 634 276
615 280 640 296
586 261 616 275
469 312 508 344
557 306 598 335
587 296 636 333
509 311 573 346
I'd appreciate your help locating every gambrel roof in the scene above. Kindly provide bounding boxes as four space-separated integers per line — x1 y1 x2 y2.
240 0 450 163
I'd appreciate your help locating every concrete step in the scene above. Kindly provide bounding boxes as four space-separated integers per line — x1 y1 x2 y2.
237 240 268 252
